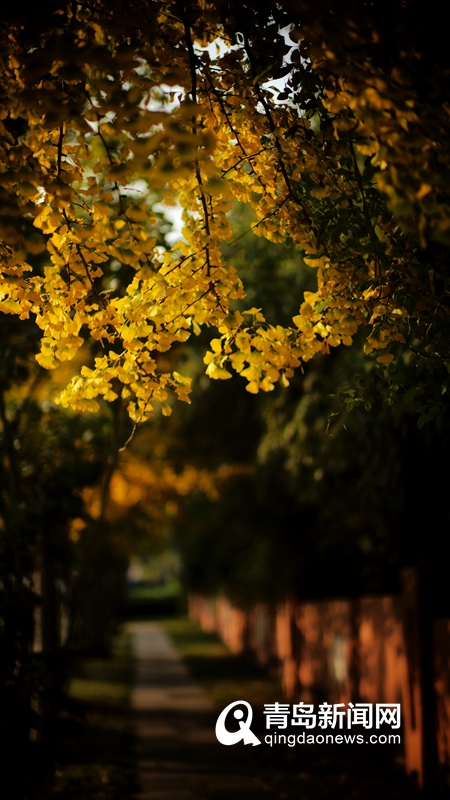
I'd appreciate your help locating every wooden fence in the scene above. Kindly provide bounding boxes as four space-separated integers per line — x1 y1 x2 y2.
189 568 450 789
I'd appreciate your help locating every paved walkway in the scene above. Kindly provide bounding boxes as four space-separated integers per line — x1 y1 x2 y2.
127 621 274 800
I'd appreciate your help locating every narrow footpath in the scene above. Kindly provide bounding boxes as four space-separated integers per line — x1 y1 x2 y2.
127 621 275 800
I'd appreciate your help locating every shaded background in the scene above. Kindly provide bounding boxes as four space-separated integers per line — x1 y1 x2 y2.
2 202 450 798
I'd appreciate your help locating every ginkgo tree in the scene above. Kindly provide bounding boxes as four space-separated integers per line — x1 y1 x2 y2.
1 0 450 425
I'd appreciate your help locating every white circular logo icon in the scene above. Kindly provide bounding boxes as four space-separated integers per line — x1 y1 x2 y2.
215 701 261 746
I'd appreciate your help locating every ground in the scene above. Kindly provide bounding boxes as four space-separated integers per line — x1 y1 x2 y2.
36 616 421 799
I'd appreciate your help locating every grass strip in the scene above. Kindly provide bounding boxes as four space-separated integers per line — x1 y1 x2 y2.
158 615 282 710
36 629 136 800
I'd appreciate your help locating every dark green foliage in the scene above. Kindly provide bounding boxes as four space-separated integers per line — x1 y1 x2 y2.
157 208 450 610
